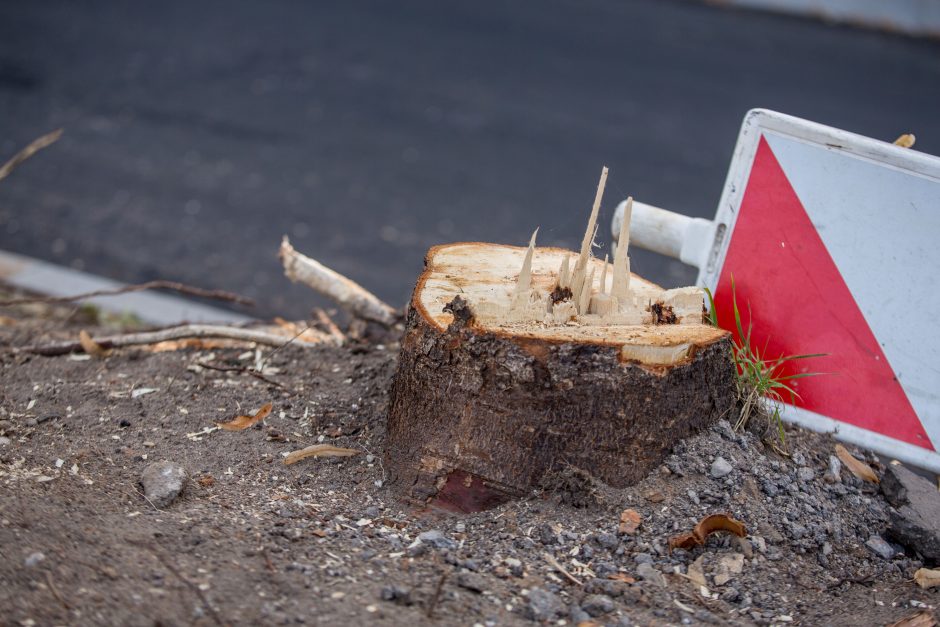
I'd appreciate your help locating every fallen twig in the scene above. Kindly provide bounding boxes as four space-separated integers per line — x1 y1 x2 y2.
197 361 284 388
0 128 62 183
133 541 225 627
283 443 360 465
17 324 331 356
313 307 346 343
45 571 71 610
0 279 254 307
279 236 397 326
427 571 447 619
543 552 583 586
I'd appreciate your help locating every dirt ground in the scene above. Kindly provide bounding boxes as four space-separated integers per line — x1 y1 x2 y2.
0 284 937 626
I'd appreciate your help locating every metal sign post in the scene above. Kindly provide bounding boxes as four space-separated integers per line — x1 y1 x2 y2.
613 109 940 471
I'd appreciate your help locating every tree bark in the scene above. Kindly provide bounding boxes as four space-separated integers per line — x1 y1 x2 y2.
385 243 736 512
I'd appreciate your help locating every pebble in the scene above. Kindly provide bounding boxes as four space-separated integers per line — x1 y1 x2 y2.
526 587 564 621
594 532 618 550
581 594 615 617
417 529 456 550
0 436 10 447
797 467 815 482
24 552 45 567
825 455 842 483
140 461 187 508
636 562 666 587
379 585 412 605
865 534 895 560
504 557 524 577
634 552 653 565
711 457 733 478
456 572 486 593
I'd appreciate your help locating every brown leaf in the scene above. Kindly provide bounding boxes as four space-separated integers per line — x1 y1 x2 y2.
888 611 937 627
283 443 360 465
197 475 215 487
607 573 636 584
669 513 747 551
79 330 109 357
914 568 940 589
894 134 916 149
216 402 273 431
619 509 642 535
835 444 880 484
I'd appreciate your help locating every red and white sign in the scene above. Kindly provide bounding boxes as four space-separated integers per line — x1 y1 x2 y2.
617 110 940 471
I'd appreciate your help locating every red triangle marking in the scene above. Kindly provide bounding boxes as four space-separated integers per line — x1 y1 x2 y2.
713 136 931 450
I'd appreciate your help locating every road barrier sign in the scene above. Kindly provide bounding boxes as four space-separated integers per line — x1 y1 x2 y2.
613 109 940 471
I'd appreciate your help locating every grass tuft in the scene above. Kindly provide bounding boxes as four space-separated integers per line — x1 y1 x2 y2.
705 277 826 445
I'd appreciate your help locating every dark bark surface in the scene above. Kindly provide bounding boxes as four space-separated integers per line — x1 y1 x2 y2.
386 297 736 511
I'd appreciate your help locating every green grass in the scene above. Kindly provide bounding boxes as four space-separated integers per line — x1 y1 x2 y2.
705 277 826 445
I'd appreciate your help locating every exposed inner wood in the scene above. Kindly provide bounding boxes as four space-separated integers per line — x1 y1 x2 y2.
416 242 723 365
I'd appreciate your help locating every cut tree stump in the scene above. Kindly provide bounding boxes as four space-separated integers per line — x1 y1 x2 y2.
386 242 736 512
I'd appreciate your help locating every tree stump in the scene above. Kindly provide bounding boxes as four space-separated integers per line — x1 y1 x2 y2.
386 242 736 512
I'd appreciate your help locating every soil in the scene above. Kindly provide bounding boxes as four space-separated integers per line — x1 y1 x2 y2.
0 283 937 626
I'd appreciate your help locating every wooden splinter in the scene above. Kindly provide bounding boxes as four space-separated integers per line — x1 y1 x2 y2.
611 196 633 306
569 166 608 301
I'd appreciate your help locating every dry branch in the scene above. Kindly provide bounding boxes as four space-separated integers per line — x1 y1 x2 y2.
17 324 334 356
0 279 254 307
279 236 397 326
0 128 63 183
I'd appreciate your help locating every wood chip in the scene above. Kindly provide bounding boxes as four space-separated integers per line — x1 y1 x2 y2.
888 611 937 627
607 573 636 584
216 402 273 431
914 567 940 589
669 513 747 551
283 444 360 465
79 330 109 357
835 444 880 484
619 509 642 535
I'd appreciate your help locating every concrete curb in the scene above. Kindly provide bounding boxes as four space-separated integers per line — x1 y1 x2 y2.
715 0 940 38
0 249 255 325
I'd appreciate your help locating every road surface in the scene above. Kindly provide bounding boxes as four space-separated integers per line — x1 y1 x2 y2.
1 0 938 318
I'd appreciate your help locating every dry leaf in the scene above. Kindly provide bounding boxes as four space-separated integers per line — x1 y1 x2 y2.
0 315 16 326
216 402 273 431
607 573 636 584
619 509 642 535
889 611 937 627
835 444 880 484
894 133 916 149
669 513 747 551
283 443 360 465
79 330 109 357
914 568 940 589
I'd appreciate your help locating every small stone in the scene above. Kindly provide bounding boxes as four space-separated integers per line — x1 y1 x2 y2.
633 552 653 565
570 606 592 625
636 562 666 587
379 585 412 605
537 523 558 545
0 419 12 434
866 534 896 560
797 467 815 482
825 455 842 483
454 522 466 534
594 532 619 550
24 552 45 567
140 461 187 508
0 436 10 447
456 572 486 593
720 587 740 602
581 594 615 617
526 587 564 621
365 454 376 463
710 457 733 479
504 558 524 577
417 529 456 550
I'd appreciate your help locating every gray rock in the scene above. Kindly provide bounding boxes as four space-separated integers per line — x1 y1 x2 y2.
526 587 564 621
504 557 524 577
797 467 815 482
570 606 592 625
0 419 12 434
636 562 666 587
140 461 187 508
24 551 45 567
594 532 619 549
456 572 486 593
865 535 895 560
581 594 615 617
633 552 653 565
825 455 842 483
710 456 733 479
417 529 456 550
0 436 10 447
379 585 412 605
882 464 940 563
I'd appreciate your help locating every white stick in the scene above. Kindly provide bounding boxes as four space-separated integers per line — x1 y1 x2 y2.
513 228 539 301
279 236 397 326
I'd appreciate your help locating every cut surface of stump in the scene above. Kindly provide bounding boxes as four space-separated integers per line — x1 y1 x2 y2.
386 241 735 512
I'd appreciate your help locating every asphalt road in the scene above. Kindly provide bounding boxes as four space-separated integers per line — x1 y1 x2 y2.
1 0 939 319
